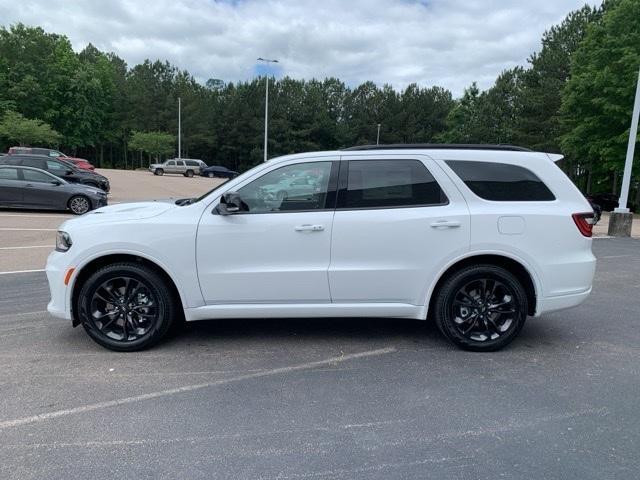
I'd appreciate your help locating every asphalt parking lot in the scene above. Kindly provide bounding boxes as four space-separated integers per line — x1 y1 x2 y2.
1 170 640 479
0 237 638 479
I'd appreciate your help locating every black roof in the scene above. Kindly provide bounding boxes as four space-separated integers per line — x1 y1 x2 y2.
342 144 532 152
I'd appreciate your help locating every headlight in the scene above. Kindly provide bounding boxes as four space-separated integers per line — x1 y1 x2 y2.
56 231 73 252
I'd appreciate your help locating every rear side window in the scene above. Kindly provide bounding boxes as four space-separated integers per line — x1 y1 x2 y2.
446 160 555 201
0 168 19 180
185 160 199 166
22 158 46 169
341 159 447 209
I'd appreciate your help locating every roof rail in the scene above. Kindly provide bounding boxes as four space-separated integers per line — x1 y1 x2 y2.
342 143 533 152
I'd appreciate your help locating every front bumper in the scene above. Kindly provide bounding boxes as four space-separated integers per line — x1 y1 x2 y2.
91 196 108 209
46 250 72 320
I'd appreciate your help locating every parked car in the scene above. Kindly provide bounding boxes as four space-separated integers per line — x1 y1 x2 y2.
587 192 619 212
47 144 596 352
0 155 109 192
149 158 207 177
0 165 107 214
585 195 603 224
200 165 238 179
8 146 96 171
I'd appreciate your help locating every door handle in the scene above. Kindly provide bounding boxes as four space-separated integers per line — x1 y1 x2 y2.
430 220 461 229
295 224 324 232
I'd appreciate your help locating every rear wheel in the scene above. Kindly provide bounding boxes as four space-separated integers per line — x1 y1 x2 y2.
76 263 177 351
185 170 194 178
207 172 215 178
433 265 528 351
154 168 164 176
68 195 91 215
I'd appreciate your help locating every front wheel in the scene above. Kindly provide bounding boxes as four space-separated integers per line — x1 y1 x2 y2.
154 168 164 176
207 172 215 178
76 263 177 351
433 265 528 351
68 195 91 215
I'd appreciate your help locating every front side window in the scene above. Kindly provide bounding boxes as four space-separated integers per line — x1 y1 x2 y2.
166 161 176 166
236 162 333 213
341 159 447 209
46 160 66 171
446 160 555 201
23 169 55 183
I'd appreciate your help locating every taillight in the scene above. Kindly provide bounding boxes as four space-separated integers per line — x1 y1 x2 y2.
572 212 595 237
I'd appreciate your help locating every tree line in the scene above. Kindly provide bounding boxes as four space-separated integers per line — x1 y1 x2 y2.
0 0 638 199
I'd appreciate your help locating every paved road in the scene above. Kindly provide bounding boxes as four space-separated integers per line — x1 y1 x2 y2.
0 238 639 480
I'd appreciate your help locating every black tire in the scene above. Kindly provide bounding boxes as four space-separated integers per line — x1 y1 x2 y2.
207 172 215 178
185 170 194 178
68 195 92 215
154 168 164 176
433 265 528 352
76 262 177 351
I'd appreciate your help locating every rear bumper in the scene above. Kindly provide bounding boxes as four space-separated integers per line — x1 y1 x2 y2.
537 287 592 316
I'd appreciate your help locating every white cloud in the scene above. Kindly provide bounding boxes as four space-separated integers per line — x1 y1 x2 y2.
0 0 592 95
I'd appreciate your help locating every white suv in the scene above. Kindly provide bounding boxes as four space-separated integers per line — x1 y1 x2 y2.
46 145 596 352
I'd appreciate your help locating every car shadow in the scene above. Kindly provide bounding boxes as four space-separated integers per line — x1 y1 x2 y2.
171 316 445 347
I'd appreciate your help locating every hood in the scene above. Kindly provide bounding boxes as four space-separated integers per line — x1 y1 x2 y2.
63 201 175 228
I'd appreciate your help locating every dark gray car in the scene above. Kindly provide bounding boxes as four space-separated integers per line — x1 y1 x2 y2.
0 165 107 214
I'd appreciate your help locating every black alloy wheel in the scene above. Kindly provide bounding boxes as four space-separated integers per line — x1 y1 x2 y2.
68 195 91 215
77 263 177 351
434 265 528 351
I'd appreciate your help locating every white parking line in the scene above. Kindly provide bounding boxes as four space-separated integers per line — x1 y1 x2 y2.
0 246 51 250
0 228 57 231
0 214 71 219
0 347 396 430
0 269 46 275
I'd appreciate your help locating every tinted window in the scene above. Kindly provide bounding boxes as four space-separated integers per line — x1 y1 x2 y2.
185 160 199 166
166 161 175 166
46 160 67 171
23 169 54 183
446 161 555 201
0 168 19 180
342 160 446 209
237 162 333 213
21 158 46 169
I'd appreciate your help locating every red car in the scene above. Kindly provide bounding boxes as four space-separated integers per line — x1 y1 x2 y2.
7 147 95 171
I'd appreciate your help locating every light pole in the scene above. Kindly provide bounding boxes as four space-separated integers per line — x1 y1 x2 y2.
608 65 640 237
257 58 279 162
178 97 182 160
376 124 381 145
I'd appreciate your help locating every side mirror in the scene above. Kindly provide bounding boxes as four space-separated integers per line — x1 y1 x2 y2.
65 169 73 175
51 180 62 186
215 192 247 215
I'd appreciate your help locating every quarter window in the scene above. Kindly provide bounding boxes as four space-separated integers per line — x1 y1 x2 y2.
446 160 555 201
342 159 446 209
236 162 333 213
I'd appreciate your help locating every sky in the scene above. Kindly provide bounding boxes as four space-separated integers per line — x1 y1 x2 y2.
0 0 592 96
